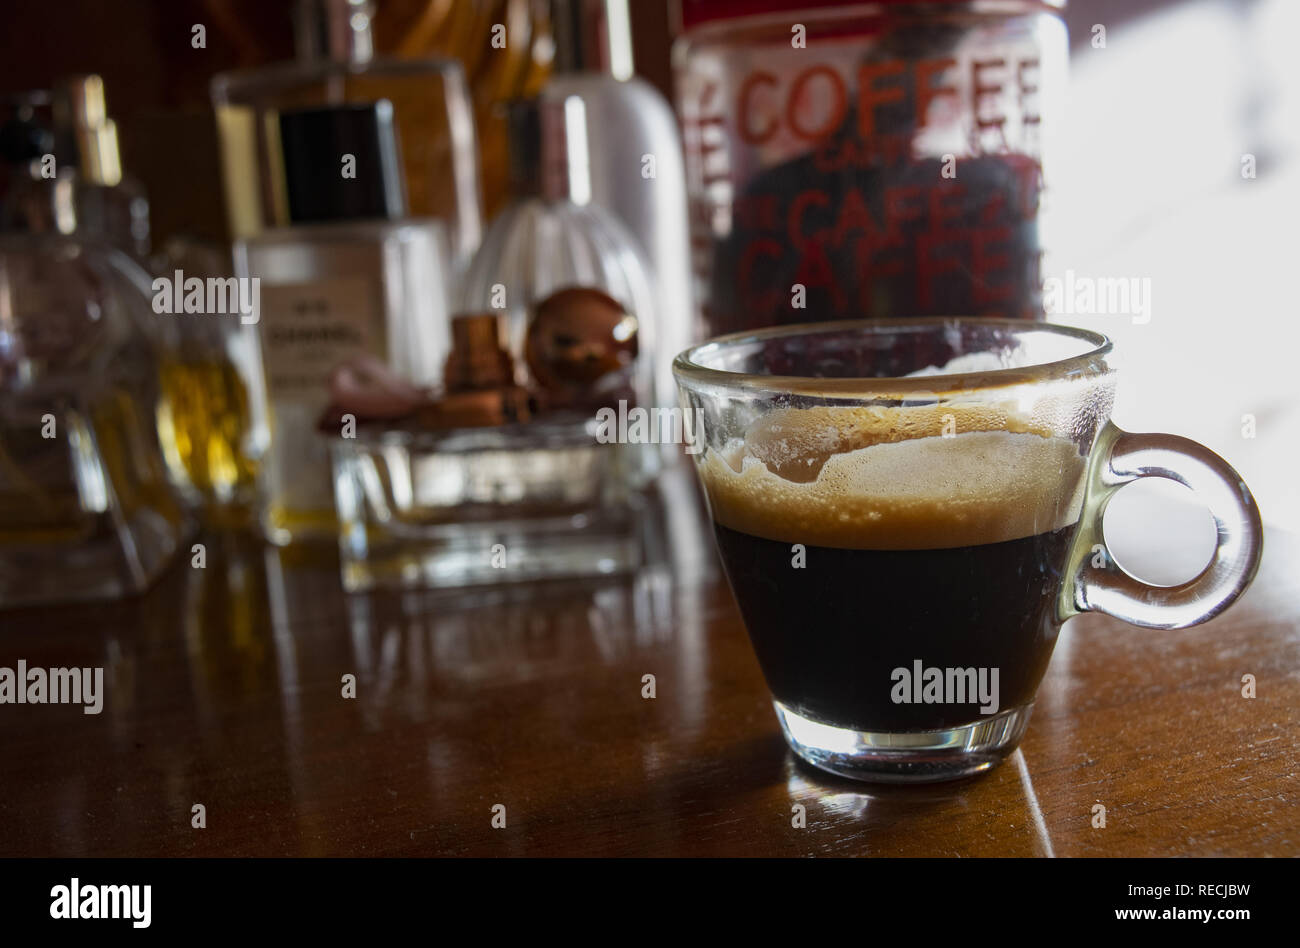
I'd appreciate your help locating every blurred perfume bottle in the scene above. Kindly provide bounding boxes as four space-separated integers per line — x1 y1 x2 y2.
212 0 482 268
151 238 270 528
545 0 694 404
1 88 262 528
0 76 150 259
329 313 648 592
0 236 189 607
236 101 453 547
459 95 659 483
460 96 657 402
369 0 553 216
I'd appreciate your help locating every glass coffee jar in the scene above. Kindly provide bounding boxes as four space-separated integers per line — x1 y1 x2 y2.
674 0 1067 336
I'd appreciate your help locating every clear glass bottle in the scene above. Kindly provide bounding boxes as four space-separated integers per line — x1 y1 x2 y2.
237 101 453 547
329 312 652 593
458 95 659 416
2 85 265 529
333 418 644 592
1 76 150 260
545 0 695 406
151 238 270 527
0 235 189 607
211 0 481 268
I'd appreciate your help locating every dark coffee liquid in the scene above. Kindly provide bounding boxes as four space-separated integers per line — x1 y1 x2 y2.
713 522 1075 732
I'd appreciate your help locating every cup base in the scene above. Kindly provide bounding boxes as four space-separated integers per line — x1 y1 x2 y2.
774 701 1033 783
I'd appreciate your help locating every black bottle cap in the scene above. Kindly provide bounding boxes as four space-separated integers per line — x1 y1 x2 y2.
506 96 587 201
506 98 542 196
277 100 406 223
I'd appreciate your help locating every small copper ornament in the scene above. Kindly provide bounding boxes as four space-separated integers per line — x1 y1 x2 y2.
422 312 531 426
319 314 533 431
525 286 639 411
443 313 518 390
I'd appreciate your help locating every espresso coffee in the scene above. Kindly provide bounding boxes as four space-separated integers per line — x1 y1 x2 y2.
699 406 1087 733
714 523 1073 731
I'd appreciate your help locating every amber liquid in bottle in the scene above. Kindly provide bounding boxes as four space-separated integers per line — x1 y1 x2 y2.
155 355 261 525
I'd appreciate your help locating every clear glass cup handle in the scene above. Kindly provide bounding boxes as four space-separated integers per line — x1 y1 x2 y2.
1062 422 1265 629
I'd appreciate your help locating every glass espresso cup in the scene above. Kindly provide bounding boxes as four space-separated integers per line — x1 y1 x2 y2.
674 319 1263 783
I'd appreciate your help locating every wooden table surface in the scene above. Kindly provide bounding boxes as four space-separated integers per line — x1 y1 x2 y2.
0 463 1295 858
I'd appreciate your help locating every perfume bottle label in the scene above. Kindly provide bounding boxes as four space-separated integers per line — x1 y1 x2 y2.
259 276 385 516
259 277 384 396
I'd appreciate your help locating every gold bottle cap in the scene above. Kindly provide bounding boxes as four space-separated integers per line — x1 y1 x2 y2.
58 75 107 127
76 119 123 187
55 75 123 186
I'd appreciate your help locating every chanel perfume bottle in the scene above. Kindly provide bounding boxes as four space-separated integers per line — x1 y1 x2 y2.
212 0 481 266
0 236 188 607
1 76 150 259
237 101 453 547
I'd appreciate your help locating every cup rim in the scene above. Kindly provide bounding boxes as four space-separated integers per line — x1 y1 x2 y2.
672 317 1114 395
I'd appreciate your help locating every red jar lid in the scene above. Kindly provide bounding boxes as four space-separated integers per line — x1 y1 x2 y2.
674 0 1066 33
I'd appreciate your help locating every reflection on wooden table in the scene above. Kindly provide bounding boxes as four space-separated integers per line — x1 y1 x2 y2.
0 463 1294 856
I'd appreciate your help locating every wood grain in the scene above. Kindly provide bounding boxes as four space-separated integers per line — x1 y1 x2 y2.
0 464 1294 857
